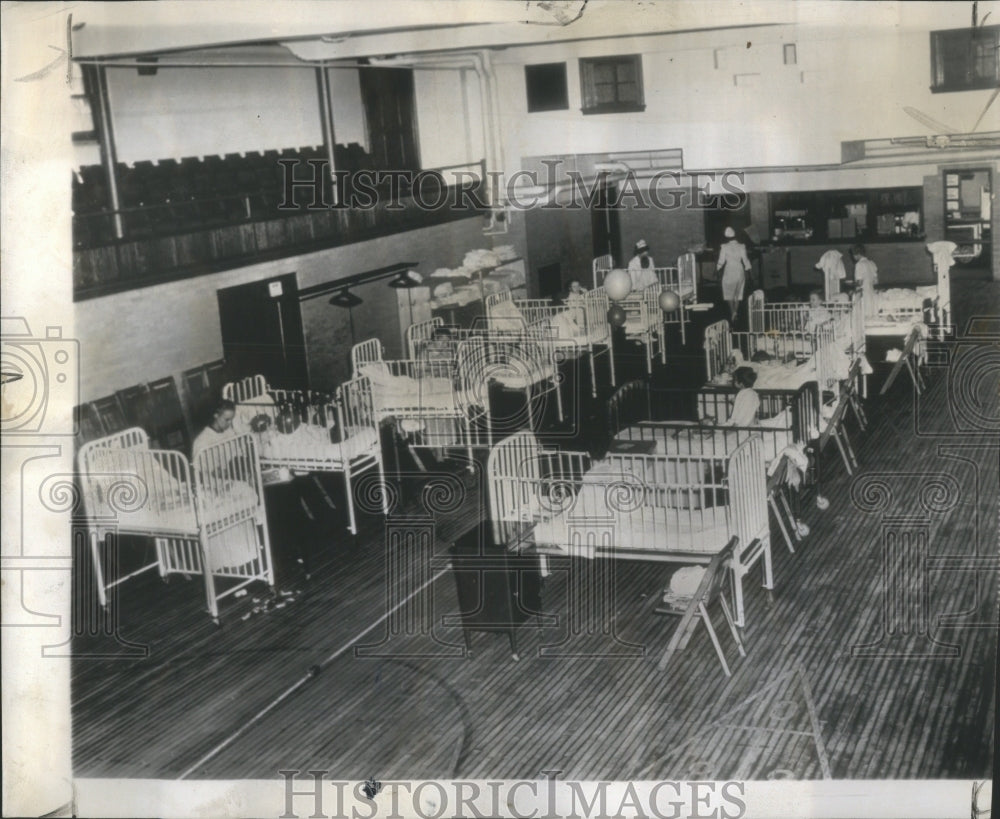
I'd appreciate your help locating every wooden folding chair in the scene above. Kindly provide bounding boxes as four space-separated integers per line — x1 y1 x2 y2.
879 326 926 396
817 391 857 475
655 537 747 676
767 460 802 554
844 358 867 431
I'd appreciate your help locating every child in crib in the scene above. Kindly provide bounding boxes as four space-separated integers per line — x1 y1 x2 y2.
723 366 760 426
563 279 588 305
804 290 833 335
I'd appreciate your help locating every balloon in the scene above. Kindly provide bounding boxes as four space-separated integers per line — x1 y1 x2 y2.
275 408 301 435
604 268 632 302
659 289 680 312
607 304 627 328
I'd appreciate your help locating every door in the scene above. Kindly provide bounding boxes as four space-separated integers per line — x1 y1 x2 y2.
591 182 622 264
537 263 562 298
359 67 421 173
217 273 309 391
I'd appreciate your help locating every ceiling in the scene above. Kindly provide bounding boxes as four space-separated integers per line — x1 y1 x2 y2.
68 0 949 62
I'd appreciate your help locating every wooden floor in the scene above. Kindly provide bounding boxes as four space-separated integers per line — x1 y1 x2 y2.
72 280 998 782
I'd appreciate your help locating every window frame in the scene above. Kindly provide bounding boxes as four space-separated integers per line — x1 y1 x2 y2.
578 54 646 115
929 26 1000 93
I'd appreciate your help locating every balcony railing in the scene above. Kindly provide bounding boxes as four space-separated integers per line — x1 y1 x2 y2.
73 160 488 301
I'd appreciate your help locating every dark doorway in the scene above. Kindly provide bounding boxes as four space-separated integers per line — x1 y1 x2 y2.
217 273 309 391
359 67 421 173
704 193 752 247
537 262 563 298
591 182 622 264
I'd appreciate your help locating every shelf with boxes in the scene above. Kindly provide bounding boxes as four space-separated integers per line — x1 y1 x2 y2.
769 186 924 244
424 247 526 326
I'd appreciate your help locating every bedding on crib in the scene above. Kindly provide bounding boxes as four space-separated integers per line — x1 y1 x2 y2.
526 459 732 556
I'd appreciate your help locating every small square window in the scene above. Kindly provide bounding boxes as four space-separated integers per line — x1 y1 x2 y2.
525 63 569 113
579 55 645 115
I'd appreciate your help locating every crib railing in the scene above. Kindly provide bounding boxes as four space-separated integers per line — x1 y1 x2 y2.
704 320 733 382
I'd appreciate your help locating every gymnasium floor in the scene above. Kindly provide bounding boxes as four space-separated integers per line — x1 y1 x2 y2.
71 280 998 782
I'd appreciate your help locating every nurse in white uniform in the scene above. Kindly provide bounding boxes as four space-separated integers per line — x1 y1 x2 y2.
717 227 751 322
627 238 660 290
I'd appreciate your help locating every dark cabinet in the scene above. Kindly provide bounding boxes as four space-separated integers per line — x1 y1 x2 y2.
449 521 543 661
760 247 789 290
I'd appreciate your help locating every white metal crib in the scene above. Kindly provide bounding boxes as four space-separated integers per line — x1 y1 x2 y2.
350 337 492 467
748 288 869 401
607 378 816 555
703 319 836 441
223 374 388 534
454 331 565 432
594 252 697 344
487 431 770 628
483 288 615 397
78 428 275 622
606 282 666 374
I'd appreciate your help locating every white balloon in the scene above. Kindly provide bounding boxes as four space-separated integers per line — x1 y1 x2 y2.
604 268 632 302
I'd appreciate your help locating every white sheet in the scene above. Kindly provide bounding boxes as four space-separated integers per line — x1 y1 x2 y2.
258 425 379 465
359 363 461 414
489 363 554 390
533 501 730 556
527 455 731 555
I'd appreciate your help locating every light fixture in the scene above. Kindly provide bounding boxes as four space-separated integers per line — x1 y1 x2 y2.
329 289 363 308
387 269 422 289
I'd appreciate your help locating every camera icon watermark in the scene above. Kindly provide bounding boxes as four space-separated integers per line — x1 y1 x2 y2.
1 316 79 436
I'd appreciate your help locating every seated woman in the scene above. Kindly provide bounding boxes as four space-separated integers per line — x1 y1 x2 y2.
723 366 760 426
192 399 237 461
804 290 833 335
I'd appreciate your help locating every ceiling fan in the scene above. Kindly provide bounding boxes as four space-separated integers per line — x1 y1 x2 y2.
895 1 999 148
899 88 999 149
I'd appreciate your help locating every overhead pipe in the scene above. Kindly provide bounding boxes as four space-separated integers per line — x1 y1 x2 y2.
91 65 125 240
316 66 340 206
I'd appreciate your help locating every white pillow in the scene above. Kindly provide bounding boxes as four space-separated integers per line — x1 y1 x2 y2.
359 361 395 387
